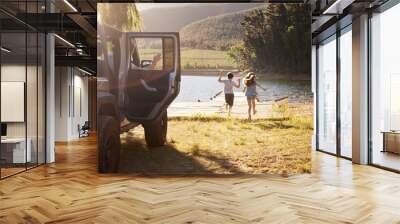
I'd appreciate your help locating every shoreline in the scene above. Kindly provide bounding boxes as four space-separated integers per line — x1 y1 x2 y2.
182 70 311 81
174 99 314 104
169 92 313 118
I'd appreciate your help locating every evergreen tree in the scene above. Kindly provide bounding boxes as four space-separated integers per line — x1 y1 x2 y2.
229 4 310 75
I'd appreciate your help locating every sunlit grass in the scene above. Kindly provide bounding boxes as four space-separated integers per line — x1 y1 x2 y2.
125 114 312 175
168 115 312 175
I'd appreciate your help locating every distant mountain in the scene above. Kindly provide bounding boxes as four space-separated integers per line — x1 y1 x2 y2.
139 3 263 32
180 8 255 50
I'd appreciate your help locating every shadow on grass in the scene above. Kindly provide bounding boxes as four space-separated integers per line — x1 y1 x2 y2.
253 122 293 130
118 134 244 176
169 115 290 123
195 152 243 174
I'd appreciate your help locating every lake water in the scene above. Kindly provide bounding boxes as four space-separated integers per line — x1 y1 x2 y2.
175 75 313 103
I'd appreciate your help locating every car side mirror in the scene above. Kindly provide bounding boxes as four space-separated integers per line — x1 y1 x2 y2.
141 60 153 68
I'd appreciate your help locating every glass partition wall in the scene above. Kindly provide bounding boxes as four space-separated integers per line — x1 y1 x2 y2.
339 27 352 158
316 26 353 159
370 3 400 171
317 35 337 154
1 31 27 177
0 3 46 179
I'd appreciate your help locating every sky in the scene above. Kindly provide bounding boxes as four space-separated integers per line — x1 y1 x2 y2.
135 3 187 12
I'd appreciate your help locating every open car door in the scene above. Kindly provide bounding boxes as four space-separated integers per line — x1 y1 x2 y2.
97 28 180 172
121 33 181 123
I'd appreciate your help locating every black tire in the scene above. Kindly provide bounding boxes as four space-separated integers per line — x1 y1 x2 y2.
143 111 168 147
98 116 121 173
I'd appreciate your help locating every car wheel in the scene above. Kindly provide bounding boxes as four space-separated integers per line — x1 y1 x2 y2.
143 111 168 147
98 116 121 173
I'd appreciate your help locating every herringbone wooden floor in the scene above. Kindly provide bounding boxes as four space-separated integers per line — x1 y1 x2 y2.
1 136 400 223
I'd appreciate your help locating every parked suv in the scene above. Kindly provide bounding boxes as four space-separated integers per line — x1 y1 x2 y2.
97 25 181 173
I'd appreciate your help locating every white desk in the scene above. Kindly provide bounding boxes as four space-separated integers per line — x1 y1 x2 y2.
1 138 31 163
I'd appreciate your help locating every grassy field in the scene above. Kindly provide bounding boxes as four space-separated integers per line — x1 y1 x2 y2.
140 48 237 70
119 114 312 176
181 48 236 70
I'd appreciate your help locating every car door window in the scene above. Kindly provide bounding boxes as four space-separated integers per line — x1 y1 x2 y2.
130 38 163 70
163 37 175 72
129 37 175 72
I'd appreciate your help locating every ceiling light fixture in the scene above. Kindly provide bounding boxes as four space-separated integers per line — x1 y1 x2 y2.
54 34 75 48
322 0 355 15
1 47 11 53
63 0 78 12
76 48 86 55
78 67 93 76
323 0 342 14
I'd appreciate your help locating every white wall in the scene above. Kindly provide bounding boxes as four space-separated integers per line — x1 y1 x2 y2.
55 67 89 141
72 73 89 138
55 66 70 141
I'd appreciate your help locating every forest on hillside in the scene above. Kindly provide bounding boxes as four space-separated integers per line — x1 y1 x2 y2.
229 4 311 75
179 4 310 75
139 3 262 32
180 10 247 50
137 3 310 76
